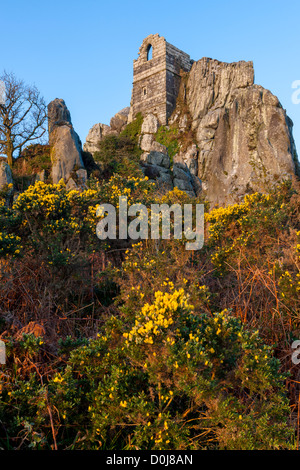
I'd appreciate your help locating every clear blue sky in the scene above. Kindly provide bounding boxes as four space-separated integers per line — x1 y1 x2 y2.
2 0 300 152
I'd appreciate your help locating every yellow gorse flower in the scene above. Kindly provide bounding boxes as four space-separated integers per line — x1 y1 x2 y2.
123 288 192 345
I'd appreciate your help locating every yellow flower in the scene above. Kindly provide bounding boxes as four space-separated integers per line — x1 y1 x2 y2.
53 374 64 383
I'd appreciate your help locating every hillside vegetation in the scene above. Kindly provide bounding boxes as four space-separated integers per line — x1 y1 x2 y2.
0 139 300 450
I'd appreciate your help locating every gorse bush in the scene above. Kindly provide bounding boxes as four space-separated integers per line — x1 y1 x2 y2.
203 180 300 347
0 177 300 449
1 175 155 267
0 288 294 449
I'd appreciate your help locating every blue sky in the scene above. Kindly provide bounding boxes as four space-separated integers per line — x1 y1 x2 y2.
1 0 300 151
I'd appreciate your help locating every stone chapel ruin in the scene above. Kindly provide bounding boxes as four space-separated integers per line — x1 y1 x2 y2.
128 33 193 125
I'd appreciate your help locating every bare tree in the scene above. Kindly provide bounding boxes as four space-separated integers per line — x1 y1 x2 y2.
0 71 47 167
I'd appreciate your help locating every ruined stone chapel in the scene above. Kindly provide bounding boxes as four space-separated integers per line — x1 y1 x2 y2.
128 34 193 125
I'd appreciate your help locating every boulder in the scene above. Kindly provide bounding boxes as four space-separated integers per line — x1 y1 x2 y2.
140 133 155 152
48 98 86 186
190 173 202 195
174 144 198 175
35 169 46 183
83 123 117 154
172 161 201 197
76 168 88 185
50 125 85 184
147 151 170 169
173 164 193 182
140 148 201 196
141 114 159 134
140 151 173 191
150 141 168 154
0 161 13 190
158 169 173 187
110 107 130 133
83 108 130 155
66 178 78 191
173 178 195 197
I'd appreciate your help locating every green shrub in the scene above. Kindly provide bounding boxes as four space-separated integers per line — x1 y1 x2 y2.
93 135 143 179
0 174 299 451
0 289 294 449
120 112 143 143
12 144 51 191
155 125 179 159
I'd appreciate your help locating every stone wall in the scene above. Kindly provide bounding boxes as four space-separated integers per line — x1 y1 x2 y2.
128 34 192 125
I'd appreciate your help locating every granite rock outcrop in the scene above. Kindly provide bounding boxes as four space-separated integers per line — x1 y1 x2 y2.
48 99 87 187
0 161 13 190
170 58 299 205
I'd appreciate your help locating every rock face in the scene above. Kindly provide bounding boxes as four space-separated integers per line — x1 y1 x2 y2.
141 147 173 190
110 107 130 133
140 134 155 152
171 58 299 205
141 113 159 135
0 161 13 190
174 144 198 176
35 169 46 183
139 113 160 152
83 123 116 154
140 140 201 197
48 36 299 205
84 108 130 154
48 99 87 186
48 98 72 136
173 162 201 197
50 125 85 185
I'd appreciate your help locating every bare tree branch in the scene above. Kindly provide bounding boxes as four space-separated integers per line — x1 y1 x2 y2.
0 70 47 166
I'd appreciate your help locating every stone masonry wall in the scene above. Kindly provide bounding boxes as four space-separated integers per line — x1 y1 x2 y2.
128 34 192 125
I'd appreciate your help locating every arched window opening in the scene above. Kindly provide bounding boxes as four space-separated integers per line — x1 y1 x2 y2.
147 44 153 61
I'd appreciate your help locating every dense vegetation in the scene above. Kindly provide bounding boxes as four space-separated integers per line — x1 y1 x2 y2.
0 138 300 450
